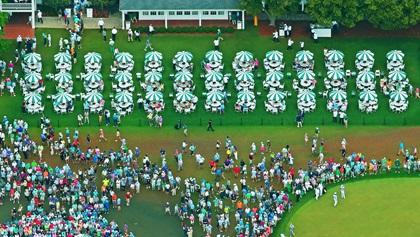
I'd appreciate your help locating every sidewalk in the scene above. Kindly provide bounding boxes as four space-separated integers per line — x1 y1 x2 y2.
35 12 122 29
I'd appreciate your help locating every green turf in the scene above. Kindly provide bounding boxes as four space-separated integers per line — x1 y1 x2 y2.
283 178 420 237
0 25 419 128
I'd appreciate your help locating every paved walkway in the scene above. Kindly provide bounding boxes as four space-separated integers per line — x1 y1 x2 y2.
35 12 122 29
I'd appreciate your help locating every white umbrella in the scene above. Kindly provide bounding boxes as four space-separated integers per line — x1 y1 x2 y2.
54 52 72 63
390 90 408 101
146 91 163 101
24 92 42 104
54 92 73 103
205 71 223 82
85 91 103 103
24 53 42 64
356 71 375 82
267 90 286 101
388 71 406 82
356 50 374 62
236 71 254 81
145 51 163 62
326 50 344 61
386 50 404 61
115 71 133 83
359 90 378 102
329 90 347 101
176 91 194 102
174 71 193 82
327 69 345 80
235 51 254 62
84 72 103 83
265 50 283 61
205 50 223 61
266 71 284 81
237 90 255 101
115 91 133 103
295 50 314 61
145 71 162 83
24 72 42 83
298 90 316 101
115 52 133 63
54 72 72 83
297 70 315 80
175 51 193 62
84 52 102 64
206 90 224 102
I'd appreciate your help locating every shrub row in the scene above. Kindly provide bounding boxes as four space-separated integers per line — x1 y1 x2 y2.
131 26 235 34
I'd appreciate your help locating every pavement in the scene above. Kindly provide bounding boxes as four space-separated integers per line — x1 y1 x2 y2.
35 12 123 29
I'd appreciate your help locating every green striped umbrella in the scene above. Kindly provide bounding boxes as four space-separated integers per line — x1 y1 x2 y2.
386 50 404 61
84 72 103 83
176 91 194 102
236 71 254 81
295 50 314 61
205 71 223 82
205 50 223 61
115 52 133 63
388 70 406 82
84 52 102 64
267 90 286 101
390 90 408 101
298 90 316 101
145 71 162 83
175 51 193 62
327 69 345 80
146 91 163 101
356 50 374 61
85 91 103 103
115 71 133 83
24 92 42 104
266 71 284 81
54 92 73 103
265 50 283 61
145 51 163 62
297 70 315 80
356 71 375 82
24 53 41 64
326 50 344 61
235 51 254 62
115 91 133 103
329 89 347 101
54 52 72 63
54 72 72 83
359 90 377 102
237 90 255 101
206 90 224 102
175 71 193 83
24 72 42 83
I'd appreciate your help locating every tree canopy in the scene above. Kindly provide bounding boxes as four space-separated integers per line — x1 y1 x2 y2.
305 0 364 27
238 0 299 26
90 0 116 11
41 0 72 11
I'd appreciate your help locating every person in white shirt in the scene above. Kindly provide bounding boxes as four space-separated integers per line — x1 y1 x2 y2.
111 27 117 41
272 30 279 43
213 38 219 50
314 32 319 44
148 24 154 36
287 38 294 50
98 18 104 33
37 10 43 24
300 41 304 50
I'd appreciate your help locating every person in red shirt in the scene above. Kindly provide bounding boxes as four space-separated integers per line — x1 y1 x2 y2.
125 192 131 206
233 165 240 178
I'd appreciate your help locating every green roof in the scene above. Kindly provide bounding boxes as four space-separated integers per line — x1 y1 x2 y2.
120 0 241 11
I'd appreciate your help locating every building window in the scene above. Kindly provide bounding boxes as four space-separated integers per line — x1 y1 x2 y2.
142 11 149 16
176 11 183 15
218 11 224 15
184 11 191 15
158 11 164 15
150 11 157 15
210 11 217 15
169 11 175 15
192 11 198 15
203 11 209 15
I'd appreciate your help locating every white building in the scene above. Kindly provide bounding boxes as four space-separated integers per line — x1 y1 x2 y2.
119 0 245 30
0 1 37 28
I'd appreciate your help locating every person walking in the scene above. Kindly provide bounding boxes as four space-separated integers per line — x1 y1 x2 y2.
333 192 338 206
57 9 62 22
207 119 214 131
109 39 115 53
148 24 155 36
98 18 104 33
16 35 22 49
134 29 141 42
287 38 294 50
47 34 51 47
111 27 117 41
217 29 224 41
99 129 107 141
37 10 43 24
313 32 319 44
164 202 171 214
115 129 121 141
102 29 107 41
289 223 295 237
183 124 188 136
144 38 153 51
213 38 220 50
340 184 346 199
77 113 83 126
272 30 279 43
397 141 404 155
300 41 304 50
127 29 133 42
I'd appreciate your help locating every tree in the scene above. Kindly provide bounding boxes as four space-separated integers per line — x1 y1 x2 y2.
238 0 298 26
41 0 71 11
0 12 10 54
305 0 364 27
365 0 420 30
90 0 116 11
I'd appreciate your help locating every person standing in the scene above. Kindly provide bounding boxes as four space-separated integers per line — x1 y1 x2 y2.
340 184 345 199
47 34 51 47
14 50 19 63
144 38 153 51
102 29 107 41
333 192 338 206
37 10 43 24
111 27 117 41
397 141 404 155
99 129 107 141
127 28 133 42
289 223 295 237
16 35 22 49
313 32 319 44
272 30 279 43
42 33 47 46
300 41 304 50
295 114 302 128
109 39 115 53
148 24 154 36
164 202 171 214
287 38 294 50
86 134 91 147
314 127 319 138
115 129 121 141
207 119 214 131
57 9 62 22
98 18 104 33
213 38 220 51
72 50 77 64
134 29 141 42
183 124 188 136
217 29 224 41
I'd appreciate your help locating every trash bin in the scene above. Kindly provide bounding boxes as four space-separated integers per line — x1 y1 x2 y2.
125 21 131 30
237 20 242 30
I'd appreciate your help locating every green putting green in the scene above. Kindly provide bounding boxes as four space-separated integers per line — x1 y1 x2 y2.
285 178 420 237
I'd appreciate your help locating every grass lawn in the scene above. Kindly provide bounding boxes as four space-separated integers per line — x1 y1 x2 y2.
282 178 420 237
0 25 419 128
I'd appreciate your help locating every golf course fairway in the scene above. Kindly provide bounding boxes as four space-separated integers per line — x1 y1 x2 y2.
286 178 420 237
